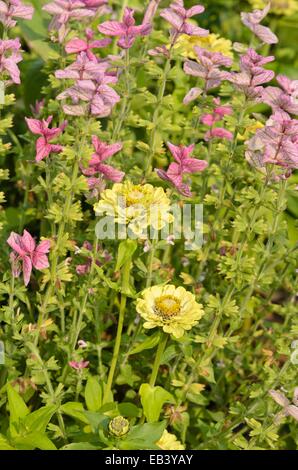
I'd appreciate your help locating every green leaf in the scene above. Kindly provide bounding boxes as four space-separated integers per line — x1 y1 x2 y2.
118 403 141 418
60 402 89 424
129 331 161 355
85 376 102 412
82 411 109 433
116 364 140 387
7 384 29 436
115 239 137 271
61 443 100 450
14 432 56 450
139 384 174 422
119 421 166 450
18 10 59 59
23 405 57 434
0 434 15 450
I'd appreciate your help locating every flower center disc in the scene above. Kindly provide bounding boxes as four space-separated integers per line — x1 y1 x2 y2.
155 295 181 319
126 188 145 206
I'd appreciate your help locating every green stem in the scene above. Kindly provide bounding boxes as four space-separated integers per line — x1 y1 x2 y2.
8 275 14 313
112 49 130 141
28 344 67 441
121 240 157 366
103 256 132 404
149 331 168 387
218 103 248 205
238 179 287 318
145 58 171 177
37 120 91 330
197 359 291 449
75 373 83 401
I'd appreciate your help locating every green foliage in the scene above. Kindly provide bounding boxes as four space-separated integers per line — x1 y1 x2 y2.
0 0 297 453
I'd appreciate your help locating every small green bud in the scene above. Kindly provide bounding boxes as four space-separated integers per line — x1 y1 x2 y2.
108 416 130 437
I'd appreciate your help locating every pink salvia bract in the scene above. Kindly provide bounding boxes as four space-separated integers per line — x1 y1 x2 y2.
76 241 94 275
57 75 120 116
81 0 111 15
7 230 50 286
43 0 95 42
269 389 298 423
81 136 124 183
183 86 202 105
224 49 275 100
30 99 45 117
142 0 161 25
0 38 22 85
75 240 110 275
65 28 111 61
82 0 107 9
201 98 233 139
98 7 151 49
276 74 298 98
148 45 170 59
156 142 208 196
201 97 232 125
262 86 298 116
160 0 209 40
86 176 106 198
204 127 233 141
55 51 111 80
241 3 278 44
245 112 298 172
43 0 95 22
25 116 67 162
184 47 232 91
0 0 34 28
69 360 89 370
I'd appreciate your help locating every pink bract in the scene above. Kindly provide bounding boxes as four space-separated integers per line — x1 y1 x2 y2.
7 230 50 286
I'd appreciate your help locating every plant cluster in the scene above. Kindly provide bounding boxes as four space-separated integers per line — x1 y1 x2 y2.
0 0 297 451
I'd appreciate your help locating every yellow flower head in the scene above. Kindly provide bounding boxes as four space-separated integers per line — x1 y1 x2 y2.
176 33 233 59
94 181 173 237
238 120 264 141
156 430 185 450
248 0 298 16
136 284 204 339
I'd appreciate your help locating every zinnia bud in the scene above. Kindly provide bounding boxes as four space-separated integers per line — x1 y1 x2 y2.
108 416 130 437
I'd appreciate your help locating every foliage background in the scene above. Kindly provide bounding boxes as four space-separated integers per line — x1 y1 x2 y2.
0 0 297 451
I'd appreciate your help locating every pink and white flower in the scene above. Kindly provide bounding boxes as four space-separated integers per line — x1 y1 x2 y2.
241 3 278 44
65 28 111 61
0 0 34 28
98 7 151 49
0 38 22 85
7 230 50 286
160 1 208 39
81 136 124 183
25 116 67 162
156 142 208 196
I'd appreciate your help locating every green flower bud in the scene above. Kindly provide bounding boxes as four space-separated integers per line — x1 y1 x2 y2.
108 416 130 437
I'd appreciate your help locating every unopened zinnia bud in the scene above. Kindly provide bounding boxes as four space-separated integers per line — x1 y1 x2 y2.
108 416 130 437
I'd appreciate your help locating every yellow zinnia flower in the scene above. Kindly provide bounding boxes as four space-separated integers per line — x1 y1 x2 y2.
94 181 173 237
248 0 298 16
136 284 204 339
176 33 233 59
156 430 185 450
